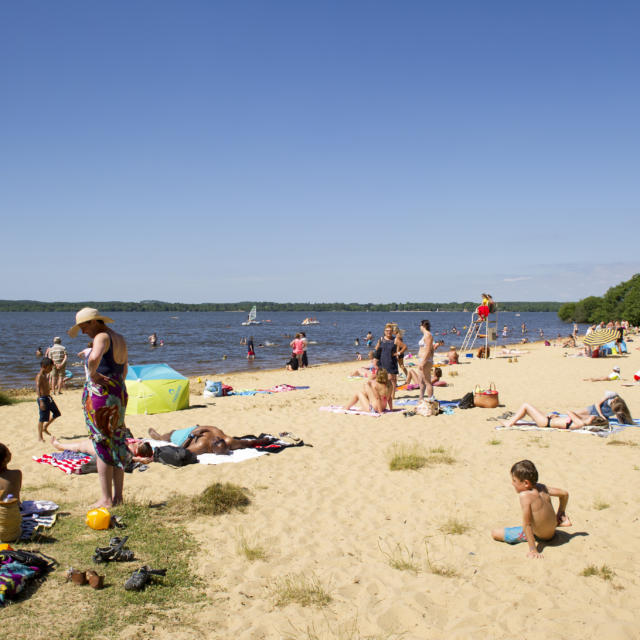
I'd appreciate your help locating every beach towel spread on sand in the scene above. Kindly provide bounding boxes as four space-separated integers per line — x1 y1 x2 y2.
145 434 305 465
394 399 460 409
230 384 310 396
495 417 640 438
319 405 401 417
32 451 93 474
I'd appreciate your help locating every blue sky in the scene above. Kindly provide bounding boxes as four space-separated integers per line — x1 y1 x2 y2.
2 1 638 303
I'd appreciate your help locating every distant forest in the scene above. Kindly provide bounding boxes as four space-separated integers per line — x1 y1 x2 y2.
0 300 563 313
558 274 640 325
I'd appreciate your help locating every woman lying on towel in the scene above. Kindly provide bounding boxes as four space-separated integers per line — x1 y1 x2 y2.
345 369 394 414
148 426 275 456
500 403 609 430
51 436 153 464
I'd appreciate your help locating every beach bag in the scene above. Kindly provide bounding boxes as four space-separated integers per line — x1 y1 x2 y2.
474 383 499 408
204 380 223 398
153 446 198 467
416 400 440 417
0 499 21 543
457 392 475 409
221 384 233 396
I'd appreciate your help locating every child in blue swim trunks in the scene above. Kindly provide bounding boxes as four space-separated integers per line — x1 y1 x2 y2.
491 459 571 559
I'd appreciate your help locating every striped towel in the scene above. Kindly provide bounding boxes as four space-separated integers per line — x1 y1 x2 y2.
32 453 92 474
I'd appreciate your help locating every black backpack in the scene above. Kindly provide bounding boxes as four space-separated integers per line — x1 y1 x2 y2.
457 392 475 410
153 446 198 467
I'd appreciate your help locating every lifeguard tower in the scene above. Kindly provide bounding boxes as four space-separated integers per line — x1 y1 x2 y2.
460 298 499 358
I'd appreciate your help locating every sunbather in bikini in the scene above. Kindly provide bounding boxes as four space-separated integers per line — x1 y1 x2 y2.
147 426 274 455
345 369 393 413
501 403 609 430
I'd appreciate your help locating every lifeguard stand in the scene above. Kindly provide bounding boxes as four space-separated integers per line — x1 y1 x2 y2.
460 305 499 358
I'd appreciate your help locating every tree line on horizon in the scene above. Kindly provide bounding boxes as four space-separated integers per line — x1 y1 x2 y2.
0 299 563 313
557 274 640 326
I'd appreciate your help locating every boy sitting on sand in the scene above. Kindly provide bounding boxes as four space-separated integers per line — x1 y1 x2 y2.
36 357 61 442
491 459 571 558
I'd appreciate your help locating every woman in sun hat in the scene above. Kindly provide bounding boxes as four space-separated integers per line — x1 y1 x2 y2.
68 308 131 508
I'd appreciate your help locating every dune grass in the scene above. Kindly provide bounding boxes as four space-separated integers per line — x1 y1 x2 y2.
388 443 455 471
236 528 267 561
271 573 332 608
581 564 615 581
593 500 610 511
0 389 17 406
424 540 459 578
606 439 638 447
487 438 502 446
379 541 421 573
439 518 470 535
169 481 251 517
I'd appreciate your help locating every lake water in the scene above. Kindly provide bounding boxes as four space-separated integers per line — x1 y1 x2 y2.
0 310 578 388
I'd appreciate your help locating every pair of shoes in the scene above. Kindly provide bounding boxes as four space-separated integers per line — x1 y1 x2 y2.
124 566 167 591
66 567 104 589
278 432 302 445
403 410 416 417
93 535 134 563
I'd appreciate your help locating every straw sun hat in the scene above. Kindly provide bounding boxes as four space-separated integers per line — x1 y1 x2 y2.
68 307 114 338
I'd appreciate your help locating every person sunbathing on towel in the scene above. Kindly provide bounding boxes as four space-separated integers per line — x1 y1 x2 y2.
147 426 274 456
403 366 448 387
500 403 609 430
345 369 393 414
51 436 153 464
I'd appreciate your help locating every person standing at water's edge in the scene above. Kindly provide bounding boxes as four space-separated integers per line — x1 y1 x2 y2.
68 308 131 508
47 336 68 394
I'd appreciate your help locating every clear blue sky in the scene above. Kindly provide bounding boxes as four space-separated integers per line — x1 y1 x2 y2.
2 1 638 303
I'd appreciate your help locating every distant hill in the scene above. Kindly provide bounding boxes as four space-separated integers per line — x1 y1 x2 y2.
0 300 564 313
558 274 640 325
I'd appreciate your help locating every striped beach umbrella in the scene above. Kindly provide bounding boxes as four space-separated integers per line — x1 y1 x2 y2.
582 328 619 347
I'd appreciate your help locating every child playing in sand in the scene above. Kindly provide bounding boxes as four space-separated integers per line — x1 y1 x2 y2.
35 357 61 442
491 460 571 558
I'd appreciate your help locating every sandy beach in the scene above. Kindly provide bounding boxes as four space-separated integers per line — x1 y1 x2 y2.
2 340 640 639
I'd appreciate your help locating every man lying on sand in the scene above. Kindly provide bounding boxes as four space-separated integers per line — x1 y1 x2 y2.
148 426 275 456
491 459 571 559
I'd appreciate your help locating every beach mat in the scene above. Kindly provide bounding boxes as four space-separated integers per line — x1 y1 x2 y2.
394 399 460 408
319 405 397 417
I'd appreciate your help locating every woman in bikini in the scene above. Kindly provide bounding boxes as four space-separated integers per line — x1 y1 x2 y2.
418 319 436 402
345 369 393 414
394 328 408 379
501 403 609 430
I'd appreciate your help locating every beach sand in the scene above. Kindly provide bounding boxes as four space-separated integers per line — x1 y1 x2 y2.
2 341 639 639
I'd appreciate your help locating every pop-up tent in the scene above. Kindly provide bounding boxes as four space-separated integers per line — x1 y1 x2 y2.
125 363 190 415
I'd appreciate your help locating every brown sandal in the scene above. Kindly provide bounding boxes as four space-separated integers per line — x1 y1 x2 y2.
66 568 87 585
86 569 105 590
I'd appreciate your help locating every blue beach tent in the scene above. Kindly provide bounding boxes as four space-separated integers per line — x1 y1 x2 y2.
125 363 190 415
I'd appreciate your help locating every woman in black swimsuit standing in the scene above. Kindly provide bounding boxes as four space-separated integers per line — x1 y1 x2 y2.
375 323 399 391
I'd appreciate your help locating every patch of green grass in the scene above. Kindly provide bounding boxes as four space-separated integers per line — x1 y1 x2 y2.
284 617 400 640
236 529 267 561
3 501 205 640
378 540 420 573
581 564 615 580
426 446 456 465
529 436 550 448
439 518 470 535
388 443 427 471
169 481 251 516
607 439 638 447
487 438 502 446
0 389 17 405
271 573 332 608
388 444 455 471
593 500 610 510
634 465 640 471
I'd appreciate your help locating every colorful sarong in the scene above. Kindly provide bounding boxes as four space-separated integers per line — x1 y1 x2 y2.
82 376 131 468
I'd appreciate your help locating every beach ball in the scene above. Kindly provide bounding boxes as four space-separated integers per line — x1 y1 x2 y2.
0 543 14 551
86 507 111 530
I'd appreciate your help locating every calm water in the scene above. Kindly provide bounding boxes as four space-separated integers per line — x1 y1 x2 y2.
0 311 578 388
